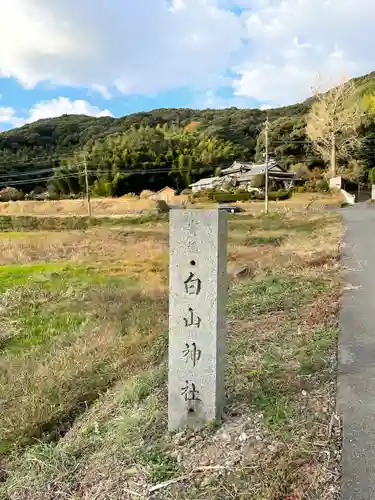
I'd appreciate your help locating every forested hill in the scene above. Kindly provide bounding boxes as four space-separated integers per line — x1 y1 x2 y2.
0 70 374 196
0 100 310 164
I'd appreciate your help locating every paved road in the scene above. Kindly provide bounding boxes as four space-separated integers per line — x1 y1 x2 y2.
338 202 375 499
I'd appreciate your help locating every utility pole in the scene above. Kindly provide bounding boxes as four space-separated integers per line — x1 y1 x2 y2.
84 154 92 217
264 115 269 214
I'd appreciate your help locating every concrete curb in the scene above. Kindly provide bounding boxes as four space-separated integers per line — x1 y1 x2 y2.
340 189 355 205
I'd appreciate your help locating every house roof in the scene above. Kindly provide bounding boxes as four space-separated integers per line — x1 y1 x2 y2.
157 186 175 194
236 161 295 182
222 159 284 174
251 159 282 172
237 171 297 183
221 161 253 174
189 177 220 187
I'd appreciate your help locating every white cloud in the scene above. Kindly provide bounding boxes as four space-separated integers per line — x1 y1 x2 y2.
26 97 112 122
0 0 243 96
233 0 375 105
0 98 112 130
91 85 112 100
0 107 20 126
0 0 373 107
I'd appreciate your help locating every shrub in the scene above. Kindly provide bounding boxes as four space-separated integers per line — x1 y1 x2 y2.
302 177 330 192
192 189 216 201
369 168 375 185
0 187 24 202
140 190 154 199
155 200 170 213
29 190 50 201
213 192 252 203
205 188 216 200
342 159 366 183
248 190 264 200
294 185 308 193
310 168 326 180
290 163 311 180
180 188 192 195
267 190 292 201
122 192 138 199
268 180 279 191
30 186 45 196
251 173 265 188
303 180 316 192
315 179 329 193
192 190 206 199
47 192 60 201
212 189 291 203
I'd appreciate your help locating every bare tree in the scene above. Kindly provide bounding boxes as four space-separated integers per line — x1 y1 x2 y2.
306 76 365 177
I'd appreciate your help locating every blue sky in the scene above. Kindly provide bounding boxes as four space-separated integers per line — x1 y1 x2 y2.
0 0 373 130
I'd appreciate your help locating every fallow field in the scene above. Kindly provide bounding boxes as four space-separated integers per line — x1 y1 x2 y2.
0 209 342 500
0 191 344 217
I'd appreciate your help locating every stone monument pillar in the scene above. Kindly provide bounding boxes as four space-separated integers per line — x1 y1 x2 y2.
168 209 228 431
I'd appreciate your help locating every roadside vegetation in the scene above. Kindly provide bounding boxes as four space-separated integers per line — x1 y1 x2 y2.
0 210 342 499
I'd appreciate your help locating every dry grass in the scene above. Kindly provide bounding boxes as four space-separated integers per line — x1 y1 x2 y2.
0 210 342 500
0 274 168 451
0 198 159 217
0 229 168 266
237 191 344 213
0 192 343 218
0 195 189 217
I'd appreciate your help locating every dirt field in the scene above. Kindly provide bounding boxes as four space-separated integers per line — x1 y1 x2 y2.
0 211 342 499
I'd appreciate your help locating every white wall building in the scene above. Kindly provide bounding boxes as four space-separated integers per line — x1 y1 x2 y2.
189 177 221 193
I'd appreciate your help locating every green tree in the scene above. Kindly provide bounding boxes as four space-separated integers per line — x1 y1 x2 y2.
50 125 238 196
255 116 311 170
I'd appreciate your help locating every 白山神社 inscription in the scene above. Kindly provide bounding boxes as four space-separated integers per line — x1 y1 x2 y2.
168 209 228 430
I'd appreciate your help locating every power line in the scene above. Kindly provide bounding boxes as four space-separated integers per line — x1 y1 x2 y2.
0 146 83 163
0 158 237 179
0 167 207 187
0 167 57 179
0 169 204 187
0 172 90 188
0 153 70 166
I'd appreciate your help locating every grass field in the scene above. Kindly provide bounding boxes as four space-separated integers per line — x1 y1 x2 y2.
0 210 342 500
